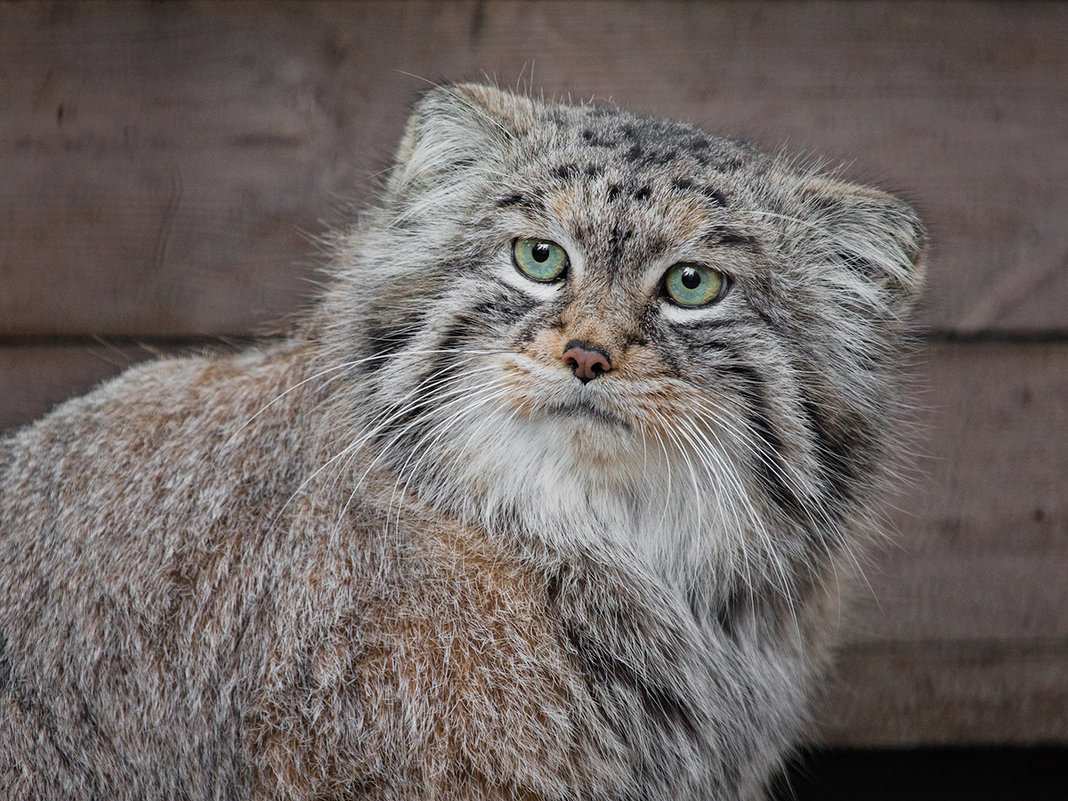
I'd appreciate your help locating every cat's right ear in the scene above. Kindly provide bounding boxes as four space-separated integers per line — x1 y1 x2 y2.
796 177 928 319
385 84 535 207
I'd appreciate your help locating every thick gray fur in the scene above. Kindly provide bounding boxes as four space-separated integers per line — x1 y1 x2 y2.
0 85 925 800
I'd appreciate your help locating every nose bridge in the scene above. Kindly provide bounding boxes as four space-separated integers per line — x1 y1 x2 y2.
560 283 636 353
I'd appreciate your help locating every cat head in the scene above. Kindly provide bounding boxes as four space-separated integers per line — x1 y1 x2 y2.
324 84 925 570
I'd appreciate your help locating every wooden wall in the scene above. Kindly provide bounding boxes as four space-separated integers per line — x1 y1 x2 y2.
2 1 1065 747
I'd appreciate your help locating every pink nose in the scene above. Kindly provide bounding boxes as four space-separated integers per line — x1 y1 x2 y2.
562 341 612 384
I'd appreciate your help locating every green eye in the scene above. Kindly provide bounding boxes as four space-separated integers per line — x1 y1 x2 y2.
512 238 569 282
663 262 728 307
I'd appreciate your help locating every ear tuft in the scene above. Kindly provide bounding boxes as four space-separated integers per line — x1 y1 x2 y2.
385 84 536 205
799 177 927 316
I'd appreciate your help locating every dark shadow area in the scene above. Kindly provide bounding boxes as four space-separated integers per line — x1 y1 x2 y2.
776 748 1068 801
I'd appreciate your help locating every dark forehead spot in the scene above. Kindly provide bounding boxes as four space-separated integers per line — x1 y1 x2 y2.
704 227 759 249
632 185 652 202
584 105 615 118
576 105 760 172
616 116 714 164
702 187 729 206
584 164 604 178
673 177 729 207
606 183 622 201
582 128 617 148
647 149 679 167
497 192 546 213
552 163 579 182
545 108 568 126
643 235 671 259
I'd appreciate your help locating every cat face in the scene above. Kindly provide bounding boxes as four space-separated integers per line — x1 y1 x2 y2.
334 85 924 566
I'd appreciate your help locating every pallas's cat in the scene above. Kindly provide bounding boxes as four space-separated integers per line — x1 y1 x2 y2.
0 85 924 800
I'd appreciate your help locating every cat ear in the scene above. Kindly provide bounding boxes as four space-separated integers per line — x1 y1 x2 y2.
385 84 536 205
798 177 927 316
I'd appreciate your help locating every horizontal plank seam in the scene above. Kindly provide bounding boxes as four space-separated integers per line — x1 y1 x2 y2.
0 334 280 349
796 746 1068 758
926 330 1068 345
841 639 1068 656
3 332 1068 349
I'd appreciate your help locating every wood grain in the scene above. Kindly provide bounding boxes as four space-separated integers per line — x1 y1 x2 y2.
0 344 140 432
1 1 1066 336
848 342 1068 646
0 341 231 432
822 644 1068 747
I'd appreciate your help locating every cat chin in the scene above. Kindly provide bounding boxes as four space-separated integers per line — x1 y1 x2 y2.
389 395 745 582
541 399 632 434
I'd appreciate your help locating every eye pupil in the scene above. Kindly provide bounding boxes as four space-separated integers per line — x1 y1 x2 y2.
681 267 701 290
531 242 551 262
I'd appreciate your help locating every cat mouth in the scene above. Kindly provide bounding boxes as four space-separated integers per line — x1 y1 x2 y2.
543 398 632 432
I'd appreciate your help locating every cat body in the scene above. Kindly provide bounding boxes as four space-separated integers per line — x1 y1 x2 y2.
0 85 924 800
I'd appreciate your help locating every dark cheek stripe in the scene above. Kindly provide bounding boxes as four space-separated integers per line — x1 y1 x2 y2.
496 191 547 214
373 295 526 454
798 395 871 513
513 313 550 348
708 355 808 525
698 328 875 548
649 338 684 379
365 318 421 372
374 317 472 455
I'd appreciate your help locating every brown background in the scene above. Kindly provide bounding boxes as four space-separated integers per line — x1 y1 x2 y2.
2 1 1066 750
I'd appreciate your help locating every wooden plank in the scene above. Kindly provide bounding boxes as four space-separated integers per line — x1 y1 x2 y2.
846 341 1068 646
852 552 1068 646
820 644 1068 747
1 1 1066 337
0 341 228 433
0 2 351 337
818 340 1068 746
1 344 137 432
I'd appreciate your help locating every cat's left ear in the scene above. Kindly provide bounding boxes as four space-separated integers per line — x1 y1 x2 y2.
798 178 927 316
385 84 536 206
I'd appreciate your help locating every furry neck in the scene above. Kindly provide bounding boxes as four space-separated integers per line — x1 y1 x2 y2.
366 393 751 595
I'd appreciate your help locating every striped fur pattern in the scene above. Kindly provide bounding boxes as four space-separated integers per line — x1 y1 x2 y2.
0 85 924 800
